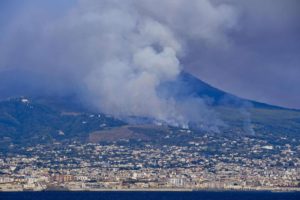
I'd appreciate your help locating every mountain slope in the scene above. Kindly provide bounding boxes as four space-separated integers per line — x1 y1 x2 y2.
159 72 284 109
0 73 300 146
0 97 126 143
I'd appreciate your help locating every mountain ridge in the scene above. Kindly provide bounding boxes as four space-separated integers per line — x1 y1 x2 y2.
159 72 288 110
1 72 300 146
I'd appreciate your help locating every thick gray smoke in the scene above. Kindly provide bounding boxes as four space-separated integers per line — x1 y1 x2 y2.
0 0 238 129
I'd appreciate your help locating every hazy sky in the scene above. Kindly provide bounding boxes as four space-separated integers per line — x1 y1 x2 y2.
0 0 299 110
184 0 300 109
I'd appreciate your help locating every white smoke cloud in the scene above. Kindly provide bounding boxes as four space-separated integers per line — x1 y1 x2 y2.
0 0 238 129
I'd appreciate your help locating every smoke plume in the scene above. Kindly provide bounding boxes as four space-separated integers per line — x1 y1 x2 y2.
0 0 238 129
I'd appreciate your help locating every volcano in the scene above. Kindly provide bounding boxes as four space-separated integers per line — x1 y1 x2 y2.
159 72 283 109
0 72 300 146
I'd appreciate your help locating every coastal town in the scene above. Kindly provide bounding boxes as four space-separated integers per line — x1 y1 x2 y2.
1 131 300 191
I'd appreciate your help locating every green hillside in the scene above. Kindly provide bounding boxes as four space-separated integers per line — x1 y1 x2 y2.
0 97 126 145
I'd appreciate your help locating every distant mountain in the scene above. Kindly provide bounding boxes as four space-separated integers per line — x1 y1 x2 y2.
0 97 125 144
157 72 300 138
0 73 300 147
159 72 283 109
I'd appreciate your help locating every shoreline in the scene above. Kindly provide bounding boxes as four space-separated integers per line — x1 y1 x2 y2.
1 188 300 192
